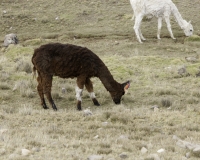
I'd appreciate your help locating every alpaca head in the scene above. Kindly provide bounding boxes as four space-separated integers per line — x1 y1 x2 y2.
110 81 130 104
183 21 193 37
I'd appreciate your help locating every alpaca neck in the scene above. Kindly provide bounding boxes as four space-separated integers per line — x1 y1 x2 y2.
98 65 121 92
171 3 188 29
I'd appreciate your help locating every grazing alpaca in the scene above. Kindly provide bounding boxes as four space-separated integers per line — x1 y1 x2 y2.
130 0 194 43
32 43 130 111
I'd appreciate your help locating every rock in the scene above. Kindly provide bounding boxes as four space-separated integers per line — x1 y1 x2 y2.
119 152 128 159
141 147 148 154
32 147 40 152
102 122 108 126
119 135 129 140
93 135 99 139
3 33 18 47
61 87 66 94
185 152 191 158
147 143 153 149
150 105 159 109
0 148 6 155
0 129 8 134
146 154 160 160
83 108 93 116
185 56 198 63
178 65 187 75
154 107 159 112
87 155 103 160
21 149 31 156
9 153 20 159
157 148 165 153
181 157 187 160
193 146 200 157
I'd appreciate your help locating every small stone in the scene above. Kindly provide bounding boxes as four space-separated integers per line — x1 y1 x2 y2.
185 56 198 63
115 41 119 45
147 143 153 149
102 122 108 126
87 155 103 160
93 135 99 139
181 157 187 160
4 33 18 47
150 105 159 109
185 152 190 158
83 108 93 116
61 87 66 94
147 154 160 160
193 146 200 155
157 148 165 153
119 135 129 139
141 147 148 154
32 147 40 152
119 152 128 159
154 107 159 112
0 129 8 134
0 148 6 155
21 149 31 156
178 65 187 75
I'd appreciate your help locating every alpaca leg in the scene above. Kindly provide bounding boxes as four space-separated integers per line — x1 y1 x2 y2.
85 78 100 106
164 16 176 39
42 75 57 111
133 14 143 43
157 17 162 39
139 28 146 41
76 76 86 110
37 75 48 109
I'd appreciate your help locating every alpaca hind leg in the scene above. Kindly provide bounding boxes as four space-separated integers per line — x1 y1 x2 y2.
157 17 162 39
133 15 143 43
37 74 48 109
164 16 176 39
85 78 100 106
42 75 57 111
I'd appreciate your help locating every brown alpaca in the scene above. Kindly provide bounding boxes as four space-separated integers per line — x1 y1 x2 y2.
32 43 130 111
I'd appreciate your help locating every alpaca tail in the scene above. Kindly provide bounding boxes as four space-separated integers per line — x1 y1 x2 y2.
131 15 135 21
32 66 37 79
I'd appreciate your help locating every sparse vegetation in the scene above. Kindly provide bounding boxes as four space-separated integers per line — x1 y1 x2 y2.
0 0 200 159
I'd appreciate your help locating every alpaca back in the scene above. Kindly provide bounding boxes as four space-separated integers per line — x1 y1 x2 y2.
130 0 173 17
32 43 104 78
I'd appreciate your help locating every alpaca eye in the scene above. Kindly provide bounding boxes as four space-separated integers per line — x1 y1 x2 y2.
190 29 193 32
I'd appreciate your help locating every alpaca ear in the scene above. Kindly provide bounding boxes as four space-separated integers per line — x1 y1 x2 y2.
123 81 130 94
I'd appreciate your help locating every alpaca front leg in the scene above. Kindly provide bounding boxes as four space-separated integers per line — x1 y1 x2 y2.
85 78 100 106
157 17 162 39
139 28 146 41
89 92 100 106
164 16 176 39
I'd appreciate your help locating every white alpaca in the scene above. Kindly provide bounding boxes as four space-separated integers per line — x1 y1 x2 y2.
130 0 194 43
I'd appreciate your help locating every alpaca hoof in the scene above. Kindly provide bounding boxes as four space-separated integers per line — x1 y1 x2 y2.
77 101 82 111
52 103 58 111
92 98 100 106
42 104 49 110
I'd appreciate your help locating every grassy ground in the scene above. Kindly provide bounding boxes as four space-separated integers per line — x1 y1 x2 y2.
1 0 200 159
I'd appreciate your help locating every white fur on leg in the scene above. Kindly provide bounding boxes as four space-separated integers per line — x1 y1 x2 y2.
75 86 83 101
157 17 162 39
89 92 96 99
